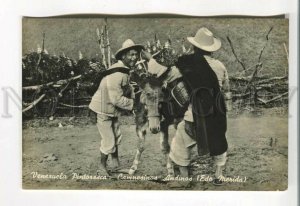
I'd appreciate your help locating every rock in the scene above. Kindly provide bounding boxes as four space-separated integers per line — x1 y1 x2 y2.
58 123 63 128
43 154 50 158
49 116 54 121
40 153 58 163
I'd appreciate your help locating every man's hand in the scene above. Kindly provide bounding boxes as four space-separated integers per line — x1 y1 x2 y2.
141 50 153 61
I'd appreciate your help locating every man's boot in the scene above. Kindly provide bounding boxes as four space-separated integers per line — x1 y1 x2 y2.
179 166 189 178
213 165 224 186
99 151 110 176
168 165 191 189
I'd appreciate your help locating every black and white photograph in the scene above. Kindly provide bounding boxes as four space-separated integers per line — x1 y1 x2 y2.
22 16 289 191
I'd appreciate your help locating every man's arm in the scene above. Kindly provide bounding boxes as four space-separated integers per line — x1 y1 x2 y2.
222 69 231 93
141 50 169 77
147 58 168 77
222 69 232 111
106 73 133 111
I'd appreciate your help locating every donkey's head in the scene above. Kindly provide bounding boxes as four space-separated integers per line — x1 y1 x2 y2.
131 48 176 134
131 68 164 134
140 78 164 134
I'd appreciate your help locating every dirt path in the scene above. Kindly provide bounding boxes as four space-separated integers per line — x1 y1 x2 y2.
22 115 287 190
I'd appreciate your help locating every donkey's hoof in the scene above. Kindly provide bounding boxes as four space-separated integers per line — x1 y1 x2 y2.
167 171 175 177
128 169 135 175
128 167 136 175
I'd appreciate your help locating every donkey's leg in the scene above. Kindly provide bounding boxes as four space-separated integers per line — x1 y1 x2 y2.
160 121 170 154
160 122 174 176
129 124 147 175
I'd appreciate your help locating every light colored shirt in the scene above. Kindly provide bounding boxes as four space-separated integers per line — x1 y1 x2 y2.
89 61 133 117
204 56 230 91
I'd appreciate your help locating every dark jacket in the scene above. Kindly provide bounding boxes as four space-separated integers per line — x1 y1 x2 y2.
175 53 228 156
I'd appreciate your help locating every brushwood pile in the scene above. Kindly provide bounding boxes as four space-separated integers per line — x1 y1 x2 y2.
22 41 288 118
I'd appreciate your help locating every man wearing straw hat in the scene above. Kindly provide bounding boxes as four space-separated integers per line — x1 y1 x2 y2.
142 27 232 186
89 39 144 175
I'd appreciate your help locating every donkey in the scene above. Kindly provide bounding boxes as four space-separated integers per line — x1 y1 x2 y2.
128 71 186 175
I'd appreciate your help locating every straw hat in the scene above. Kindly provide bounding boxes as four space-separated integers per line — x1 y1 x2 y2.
187 27 221 52
115 39 144 60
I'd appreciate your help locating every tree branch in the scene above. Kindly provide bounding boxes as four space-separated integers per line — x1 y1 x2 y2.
226 36 247 71
22 94 46 112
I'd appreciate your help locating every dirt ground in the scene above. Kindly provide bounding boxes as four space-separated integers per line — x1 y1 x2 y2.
22 109 288 191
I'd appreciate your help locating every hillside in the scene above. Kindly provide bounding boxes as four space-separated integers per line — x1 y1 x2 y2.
23 17 289 76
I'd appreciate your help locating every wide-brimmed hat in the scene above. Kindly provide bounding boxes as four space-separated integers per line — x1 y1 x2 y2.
115 39 144 60
187 27 221 52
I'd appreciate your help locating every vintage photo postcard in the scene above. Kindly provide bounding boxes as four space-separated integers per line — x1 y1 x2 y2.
22 16 288 190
